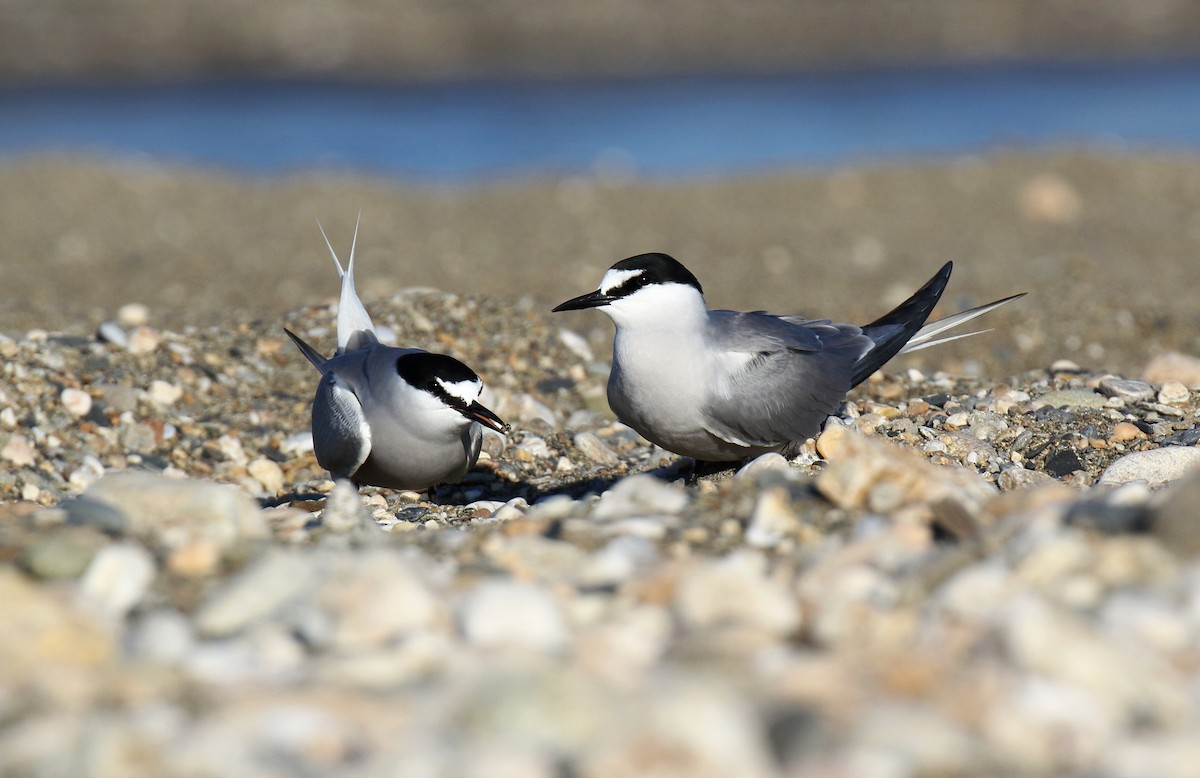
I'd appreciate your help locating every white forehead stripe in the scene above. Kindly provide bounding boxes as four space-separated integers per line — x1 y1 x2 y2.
437 378 482 404
599 268 644 295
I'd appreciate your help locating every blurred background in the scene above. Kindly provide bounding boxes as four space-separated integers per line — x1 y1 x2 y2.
3 0 1200 374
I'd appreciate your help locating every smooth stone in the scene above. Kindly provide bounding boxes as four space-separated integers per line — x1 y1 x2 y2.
77 542 157 620
65 472 268 551
487 534 589 583
734 452 792 483
97 383 139 414
320 480 375 533
1097 377 1155 402
1098 447 1200 488
127 608 195 663
193 550 319 638
510 393 559 428
942 432 998 465
997 467 1057 491
1 435 36 467
815 425 997 517
125 326 162 355
248 457 285 495
281 431 315 455
514 436 551 461
60 387 93 418
1157 381 1190 405
0 567 114 683
117 302 150 327
22 527 109 579
1043 448 1086 478
577 536 659 587
147 379 183 407
1161 428 1200 447
317 549 444 651
1151 471 1200 555
675 551 800 635
1110 421 1147 442
1065 483 1152 534
592 474 690 520
745 487 801 548
558 328 594 362
573 431 620 466
96 321 129 347
1143 352 1200 389
1031 389 1106 410
459 580 568 653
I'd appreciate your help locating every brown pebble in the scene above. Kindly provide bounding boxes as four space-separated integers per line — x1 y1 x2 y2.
168 540 221 577
1110 422 1146 442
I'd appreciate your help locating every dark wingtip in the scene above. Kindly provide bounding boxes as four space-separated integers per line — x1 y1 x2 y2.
852 262 956 387
284 326 329 372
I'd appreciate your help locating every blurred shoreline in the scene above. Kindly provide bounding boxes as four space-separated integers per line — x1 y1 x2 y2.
4 1 1200 85
2 149 1199 378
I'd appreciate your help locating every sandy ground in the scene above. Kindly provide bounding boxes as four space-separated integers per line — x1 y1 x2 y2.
2 150 1199 378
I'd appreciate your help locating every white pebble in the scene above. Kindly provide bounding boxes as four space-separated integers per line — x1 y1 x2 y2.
734 452 791 483
322 479 373 532
147 379 183 407
60 387 93 418
68 455 106 490
281 431 314 455
126 326 162 355
745 487 799 548
117 302 151 328
1158 381 1190 405
573 431 620 466
1 434 36 466
593 474 690 520
217 434 247 465
78 542 157 621
460 580 568 653
558 328 594 362
676 551 800 635
248 457 285 495
1099 447 1200 488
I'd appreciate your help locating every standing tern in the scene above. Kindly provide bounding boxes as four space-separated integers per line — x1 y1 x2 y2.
554 252 1022 461
285 218 509 490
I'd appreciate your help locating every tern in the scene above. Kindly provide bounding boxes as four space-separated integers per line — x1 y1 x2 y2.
285 218 509 490
554 252 1022 461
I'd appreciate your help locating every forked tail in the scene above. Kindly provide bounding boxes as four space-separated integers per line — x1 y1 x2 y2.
318 212 377 352
851 261 1024 387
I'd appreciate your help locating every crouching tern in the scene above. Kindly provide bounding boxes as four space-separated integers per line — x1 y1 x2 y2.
285 218 509 490
554 253 1023 462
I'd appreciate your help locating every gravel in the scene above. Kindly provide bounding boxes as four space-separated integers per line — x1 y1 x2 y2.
3 154 1200 775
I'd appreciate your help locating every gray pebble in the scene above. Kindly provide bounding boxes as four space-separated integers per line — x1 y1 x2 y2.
95 321 128 348
1099 447 1200 488
459 580 568 652
573 431 620 466
593 474 690 520
1097 377 1155 402
1151 472 1200 555
193 551 318 637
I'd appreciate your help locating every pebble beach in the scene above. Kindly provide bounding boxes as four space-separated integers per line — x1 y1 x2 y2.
3 148 1200 776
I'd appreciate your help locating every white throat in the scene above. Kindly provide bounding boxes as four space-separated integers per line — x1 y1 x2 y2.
602 283 708 334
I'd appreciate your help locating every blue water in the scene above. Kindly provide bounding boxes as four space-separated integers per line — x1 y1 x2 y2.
3 62 1200 182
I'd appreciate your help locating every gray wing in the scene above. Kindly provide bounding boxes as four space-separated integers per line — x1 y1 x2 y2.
311 369 371 480
701 310 874 448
